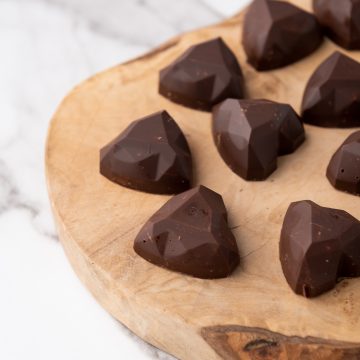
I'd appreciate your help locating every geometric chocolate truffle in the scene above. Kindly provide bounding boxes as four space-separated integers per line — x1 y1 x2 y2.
272 102 305 156
159 38 245 111
313 0 360 50
301 52 360 128
134 185 240 279
212 99 305 180
280 200 360 298
326 131 360 196
242 0 323 71
100 111 192 195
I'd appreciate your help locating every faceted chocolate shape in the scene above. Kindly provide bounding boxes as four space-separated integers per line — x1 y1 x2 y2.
280 200 360 298
271 102 305 156
134 186 240 279
242 0 323 71
301 52 360 128
327 131 360 196
159 38 244 111
313 0 360 50
212 99 305 180
100 111 192 194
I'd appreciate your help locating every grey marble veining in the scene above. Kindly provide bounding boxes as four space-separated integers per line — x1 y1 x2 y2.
41 0 221 46
0 1 248 359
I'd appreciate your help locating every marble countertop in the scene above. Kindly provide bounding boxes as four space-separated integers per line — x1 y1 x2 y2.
0 0 250 359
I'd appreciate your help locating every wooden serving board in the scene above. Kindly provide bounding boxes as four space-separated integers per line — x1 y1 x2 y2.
45 1 360 359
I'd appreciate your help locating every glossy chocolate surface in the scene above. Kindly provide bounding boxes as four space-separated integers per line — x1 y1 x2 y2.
159 38 244 111
243 0 323 71
280 200 360 298
313 0 360 50
212 99 305 180
134 186 240 279
327 131 360 196
302 52 360 128
100 111 192 194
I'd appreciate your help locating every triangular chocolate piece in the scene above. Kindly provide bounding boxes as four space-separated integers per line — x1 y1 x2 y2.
314 0 360 50
100 111 192 194
134 186 240 279
280 200 360 298
301 52 360 127
327 130 360 195
212 99 305 181
159 38 244 111
242 0 323 71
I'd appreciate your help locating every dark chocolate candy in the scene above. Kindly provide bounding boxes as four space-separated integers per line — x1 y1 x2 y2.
301 52 360 128
242 0 323 71
272 102 305 156
159 38 244 111
212 99 305 181
327 131 360 196
100 111 192 194
134 185 240 279
313 0 360 50
280 200 360 298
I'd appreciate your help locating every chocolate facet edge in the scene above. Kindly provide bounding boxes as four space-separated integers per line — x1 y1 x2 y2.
280 200 360 298
243 0 323 71
327 131 360 196
134 185 240 279
159 38 245 111
100 110 192 194
301 52 360 128
313 0 360 50
212 99 305 181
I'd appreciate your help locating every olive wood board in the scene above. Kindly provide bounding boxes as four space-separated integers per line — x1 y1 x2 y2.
45 0 360 359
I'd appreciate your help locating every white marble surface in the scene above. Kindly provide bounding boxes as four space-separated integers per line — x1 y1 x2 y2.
0 0 250 359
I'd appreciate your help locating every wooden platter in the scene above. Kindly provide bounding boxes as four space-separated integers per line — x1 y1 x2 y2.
45 0 360 358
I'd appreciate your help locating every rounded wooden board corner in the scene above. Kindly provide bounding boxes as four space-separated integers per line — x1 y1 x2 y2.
46 0 360 359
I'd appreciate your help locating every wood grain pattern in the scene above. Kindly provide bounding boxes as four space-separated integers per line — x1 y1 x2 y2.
45 0 360 359
202 326 360 360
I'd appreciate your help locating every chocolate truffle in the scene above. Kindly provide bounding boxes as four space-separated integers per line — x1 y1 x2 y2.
134 186 240 279
313 0 360 50
100 111 192 194
271 102 305 156
212 99 305 180
327 131 360 196
301 52 360 128
280 200 360 298
242 0 323 71
159 38 244 111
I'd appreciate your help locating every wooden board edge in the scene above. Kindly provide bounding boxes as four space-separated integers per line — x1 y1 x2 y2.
46 198 219 360
44 2 360 359
43 9 245 174
201 325 360 360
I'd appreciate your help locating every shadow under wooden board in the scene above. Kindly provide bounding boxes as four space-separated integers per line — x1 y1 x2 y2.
45 0 360 359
